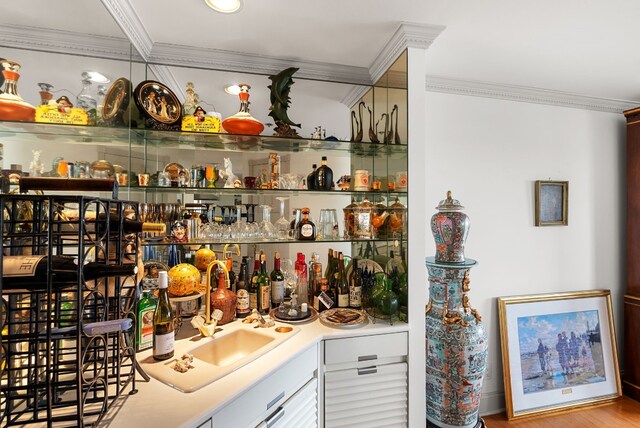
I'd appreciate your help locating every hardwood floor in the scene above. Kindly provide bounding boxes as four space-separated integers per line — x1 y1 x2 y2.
482 395 640 427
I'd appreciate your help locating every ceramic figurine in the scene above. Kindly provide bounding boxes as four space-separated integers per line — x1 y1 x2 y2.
221 157 241 188
0 59 35 122
425 191 487 428
29 150 44 177
268 67 301 137
183 82 199 116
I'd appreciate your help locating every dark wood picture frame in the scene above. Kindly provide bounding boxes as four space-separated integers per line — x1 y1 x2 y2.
535 180 568 226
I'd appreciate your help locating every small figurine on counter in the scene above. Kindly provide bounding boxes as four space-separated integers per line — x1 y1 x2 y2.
29 149 44 177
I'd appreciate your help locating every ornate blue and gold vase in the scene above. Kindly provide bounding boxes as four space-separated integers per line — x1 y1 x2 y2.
426 192 487 428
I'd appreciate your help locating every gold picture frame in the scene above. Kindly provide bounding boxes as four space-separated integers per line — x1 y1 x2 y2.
535 180 568 226
498 290 621 420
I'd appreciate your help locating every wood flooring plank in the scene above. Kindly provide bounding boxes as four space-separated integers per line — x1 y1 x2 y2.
482 395 640 427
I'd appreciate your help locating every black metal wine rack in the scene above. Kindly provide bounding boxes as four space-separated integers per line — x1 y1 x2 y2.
0 194 139 427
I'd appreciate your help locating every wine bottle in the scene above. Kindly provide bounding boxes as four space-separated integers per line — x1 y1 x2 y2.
2 255 138 290
314 156 333 191
295 207 316 240
349 259 363 309
87 212 166 234
153 271 174 361
226 255 237 293
249 253 260 312
236 256 251 318
270 252 285 308
306 164 317 190
137 288 157 351
336 252 349 308
257 253 271 315
314 278 334 312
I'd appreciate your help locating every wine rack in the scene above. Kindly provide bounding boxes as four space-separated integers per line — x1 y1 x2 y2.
0 193 139 427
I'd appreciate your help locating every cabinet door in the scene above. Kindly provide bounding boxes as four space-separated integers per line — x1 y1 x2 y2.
324 362 407 428
261 378 318 428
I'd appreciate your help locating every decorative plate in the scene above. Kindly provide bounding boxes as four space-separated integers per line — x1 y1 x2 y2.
102 77 130 123
269 306 318 324
319 308 368 329
133 80 182 128
345 258 383 282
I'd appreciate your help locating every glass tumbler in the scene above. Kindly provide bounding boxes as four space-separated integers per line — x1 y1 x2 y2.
318 208 339 240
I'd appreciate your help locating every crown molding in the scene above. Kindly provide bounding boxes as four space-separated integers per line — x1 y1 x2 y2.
100 0 153 60
425 75 640 114
0 24 140 61
148 64 184 102
147 42 372 86
369 22 446 84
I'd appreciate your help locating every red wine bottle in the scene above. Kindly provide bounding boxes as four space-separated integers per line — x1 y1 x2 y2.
2 255 138 290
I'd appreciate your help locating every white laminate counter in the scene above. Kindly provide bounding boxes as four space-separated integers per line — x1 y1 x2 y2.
100 316 409 427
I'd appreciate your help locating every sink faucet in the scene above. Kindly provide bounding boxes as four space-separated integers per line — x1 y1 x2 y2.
205 260 230 324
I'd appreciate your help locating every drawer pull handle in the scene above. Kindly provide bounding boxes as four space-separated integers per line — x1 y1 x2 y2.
358 354 377 362
267 391 285 410
266 407 285 428
358 366 378 376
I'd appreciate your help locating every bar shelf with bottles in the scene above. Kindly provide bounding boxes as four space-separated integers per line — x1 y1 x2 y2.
0 193 140 426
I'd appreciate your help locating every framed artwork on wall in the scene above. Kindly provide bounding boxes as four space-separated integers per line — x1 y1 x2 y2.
535 180 568 226
497 290 621 420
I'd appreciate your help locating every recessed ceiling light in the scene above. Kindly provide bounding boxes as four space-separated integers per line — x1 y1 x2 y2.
204 0 242 13
224 84 241 95
81 71 111 84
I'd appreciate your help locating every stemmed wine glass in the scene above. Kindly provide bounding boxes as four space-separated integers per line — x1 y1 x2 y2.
275 197 290 240
281 258 297 307
259 204 276 240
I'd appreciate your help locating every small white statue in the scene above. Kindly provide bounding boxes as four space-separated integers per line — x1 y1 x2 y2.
183 82 199 116
222 157 241 188
29 150 44 177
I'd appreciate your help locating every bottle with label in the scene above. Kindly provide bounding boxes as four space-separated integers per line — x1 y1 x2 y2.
257 253 271 315
306 164 317 190
235 256 250 318
313 277 335 312
137 288 157 351
210 269 237 325
2 255 138 290
295 207 316 240
314 156 334 191
324 248 333 280
270 252 285 308
294 252 309 305
308 252 322 304
336 252 349 308
349 259 363 309
249 253 260 312
153 271 174 361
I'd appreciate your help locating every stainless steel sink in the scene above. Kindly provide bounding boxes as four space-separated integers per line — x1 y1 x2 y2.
139 324 300 393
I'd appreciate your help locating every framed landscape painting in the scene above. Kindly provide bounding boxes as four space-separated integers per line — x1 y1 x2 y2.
498 290 621 419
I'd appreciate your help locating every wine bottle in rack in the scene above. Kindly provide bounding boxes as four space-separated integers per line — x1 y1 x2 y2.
2 255 138 290
85 212 166 234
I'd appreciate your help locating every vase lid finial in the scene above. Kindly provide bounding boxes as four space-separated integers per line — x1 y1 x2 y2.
436 190 465 211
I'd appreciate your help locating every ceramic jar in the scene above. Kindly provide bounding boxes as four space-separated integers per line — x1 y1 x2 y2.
167 263 200 297
425 259 487 428
431 191 469 263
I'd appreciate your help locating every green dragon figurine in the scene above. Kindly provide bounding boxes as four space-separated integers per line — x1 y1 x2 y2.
268 67 301 137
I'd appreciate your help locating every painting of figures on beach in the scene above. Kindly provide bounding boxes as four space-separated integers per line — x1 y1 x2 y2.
517 310 605 394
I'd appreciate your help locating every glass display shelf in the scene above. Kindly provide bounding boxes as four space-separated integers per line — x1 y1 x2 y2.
126 185 408 198
0 120 407 157
140 236 406 247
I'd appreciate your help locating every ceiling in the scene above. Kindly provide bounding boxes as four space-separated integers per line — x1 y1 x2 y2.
1 0 640 111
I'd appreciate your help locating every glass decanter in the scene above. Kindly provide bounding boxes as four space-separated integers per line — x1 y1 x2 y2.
77 74 97 124
0 60 35 121
275 197 290 240
259 204 276 240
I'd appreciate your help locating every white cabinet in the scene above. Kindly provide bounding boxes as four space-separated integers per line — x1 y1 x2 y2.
323 332 408 428
257 378 317 428
212 344 318 428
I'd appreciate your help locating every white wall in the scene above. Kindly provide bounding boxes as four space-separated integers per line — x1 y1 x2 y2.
423 91 626 414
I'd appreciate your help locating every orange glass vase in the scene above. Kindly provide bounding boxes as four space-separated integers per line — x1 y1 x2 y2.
0 60 35 122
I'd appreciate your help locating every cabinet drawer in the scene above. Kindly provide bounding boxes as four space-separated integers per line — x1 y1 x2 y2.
324 332 408 366
213 345 317 428
261 378 318 428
